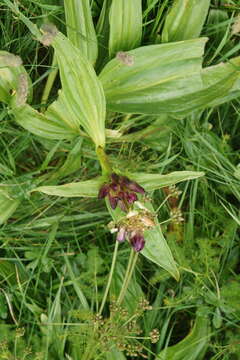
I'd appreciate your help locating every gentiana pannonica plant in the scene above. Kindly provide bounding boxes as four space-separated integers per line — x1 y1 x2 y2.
1 0 240 358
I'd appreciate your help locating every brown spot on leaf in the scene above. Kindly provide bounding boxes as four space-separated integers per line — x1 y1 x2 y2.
16 73 28 106
40 23 58 46
0 54 22 67
116 51 134 66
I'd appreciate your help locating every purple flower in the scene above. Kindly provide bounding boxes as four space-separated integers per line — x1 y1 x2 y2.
98 184 109 199
121 176 145 195
130 232 145 252
98 173 145 212
125 192 137 204
108 194 119 209
116 227 126 242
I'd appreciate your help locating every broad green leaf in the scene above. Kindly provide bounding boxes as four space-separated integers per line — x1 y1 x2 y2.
100 39 240 116
0 188 21 225
99 38 207 114
109 0 142 58
0 51 31 104
64 0 98 64
201 56 240 107
107 201 179 281
10 102 79 140
156 307 210 360
143 217 180 281
51 31 106 147
130 171 205 191
162 0 210 42
32 177 102 197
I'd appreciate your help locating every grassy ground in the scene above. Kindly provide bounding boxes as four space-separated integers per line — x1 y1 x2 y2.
0 0 240 359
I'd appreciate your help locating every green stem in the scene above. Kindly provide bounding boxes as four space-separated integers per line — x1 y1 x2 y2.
41 54 58 112
96 146 112 174
98 241 119 315
117 249 138 305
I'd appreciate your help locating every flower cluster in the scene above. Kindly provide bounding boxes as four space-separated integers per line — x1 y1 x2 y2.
109 208 155 252
98 173 145 212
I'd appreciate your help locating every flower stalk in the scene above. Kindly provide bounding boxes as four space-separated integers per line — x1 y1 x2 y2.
98 240 119 315
96 146 112 174
117 249 139 305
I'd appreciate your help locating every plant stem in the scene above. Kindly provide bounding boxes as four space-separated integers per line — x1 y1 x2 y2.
98 241 119 315
41 54 58 112
96 146 112 174
117 249 138 305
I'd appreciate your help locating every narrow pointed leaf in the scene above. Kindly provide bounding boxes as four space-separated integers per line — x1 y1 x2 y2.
32 178 102 198
162 0 210 42
130 171 205 191
51 31 106 147
64 0 98 64
109 0 142 58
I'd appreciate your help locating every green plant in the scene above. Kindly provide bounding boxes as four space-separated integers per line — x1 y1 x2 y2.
0 0 239 359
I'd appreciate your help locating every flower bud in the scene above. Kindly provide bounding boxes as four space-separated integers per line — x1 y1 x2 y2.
108 194 119 209
98 184 109 199
116 228 126 242
130 233 145 252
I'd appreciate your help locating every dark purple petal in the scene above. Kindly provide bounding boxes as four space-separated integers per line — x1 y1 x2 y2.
127 181 145 195
110 182 118 192
118 200 128 212
126 192 137 204
118 191 125 200
130 233 145 252
120 176 131 186
111 173 120 183
98 184 109 199
116 228 126 242
108 194 119 209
